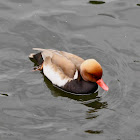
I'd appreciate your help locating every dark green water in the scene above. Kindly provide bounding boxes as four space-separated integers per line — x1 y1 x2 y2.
0 0 140 139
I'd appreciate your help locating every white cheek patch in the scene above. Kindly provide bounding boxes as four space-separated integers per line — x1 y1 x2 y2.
43 64 70 87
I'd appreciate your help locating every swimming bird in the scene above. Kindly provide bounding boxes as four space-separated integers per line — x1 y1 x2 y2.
29 48 109 95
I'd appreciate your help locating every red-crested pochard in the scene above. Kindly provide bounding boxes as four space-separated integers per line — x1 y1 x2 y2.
29 48 109 94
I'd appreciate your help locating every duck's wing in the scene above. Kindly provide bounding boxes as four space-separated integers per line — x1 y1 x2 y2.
31 48 84 69
31 48 54 60
43 56 75 87
30 48 79 79
59 51 84 70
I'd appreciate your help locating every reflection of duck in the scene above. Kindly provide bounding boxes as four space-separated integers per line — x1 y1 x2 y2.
29 48 109 95
43 75 108 111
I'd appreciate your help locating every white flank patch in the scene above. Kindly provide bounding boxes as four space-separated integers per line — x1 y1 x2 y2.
43 64 70 87
74 69 78 79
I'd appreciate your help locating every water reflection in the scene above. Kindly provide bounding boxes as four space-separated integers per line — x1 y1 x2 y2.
85 129 103 134
88 1 105 5
98 13 116 19
43 74 108 109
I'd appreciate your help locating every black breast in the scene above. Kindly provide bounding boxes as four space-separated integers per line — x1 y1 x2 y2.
62 79 98 95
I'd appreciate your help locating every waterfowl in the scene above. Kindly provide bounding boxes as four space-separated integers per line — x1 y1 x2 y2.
29 48 109 94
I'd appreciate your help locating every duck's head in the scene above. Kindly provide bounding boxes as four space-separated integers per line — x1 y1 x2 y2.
80 59 109 91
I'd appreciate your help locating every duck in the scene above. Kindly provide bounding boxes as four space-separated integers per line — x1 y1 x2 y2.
29 48 109 95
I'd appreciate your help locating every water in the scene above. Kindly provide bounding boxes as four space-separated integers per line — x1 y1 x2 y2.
0 0 140 139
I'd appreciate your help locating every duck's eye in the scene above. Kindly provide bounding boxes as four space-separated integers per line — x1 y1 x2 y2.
92 74 99 80
91 74 97 79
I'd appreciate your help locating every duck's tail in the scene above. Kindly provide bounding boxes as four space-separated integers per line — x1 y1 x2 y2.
29 52 44 65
